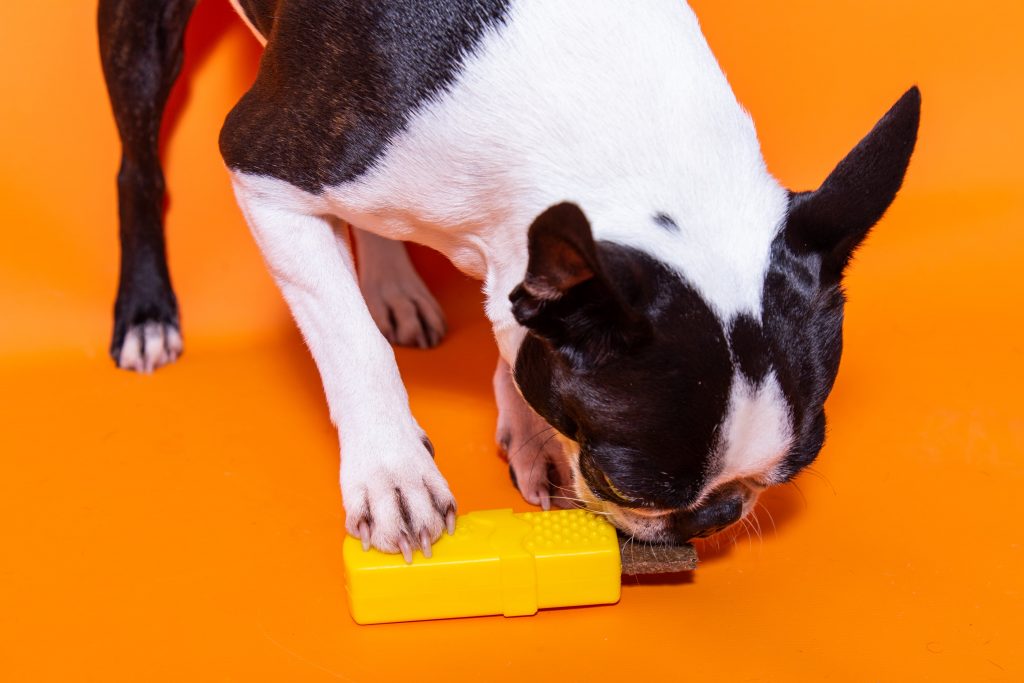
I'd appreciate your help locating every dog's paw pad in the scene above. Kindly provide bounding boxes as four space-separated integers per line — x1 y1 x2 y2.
116 322 182 373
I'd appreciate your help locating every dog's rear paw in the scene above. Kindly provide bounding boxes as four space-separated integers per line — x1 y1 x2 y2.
355 232 446 349
113 321 182 373
343 440 456 562
362 275 447 349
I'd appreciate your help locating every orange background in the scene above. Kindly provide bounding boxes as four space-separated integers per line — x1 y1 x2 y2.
1 1 1021 680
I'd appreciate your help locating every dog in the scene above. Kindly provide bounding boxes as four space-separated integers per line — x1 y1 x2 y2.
98 0 920 561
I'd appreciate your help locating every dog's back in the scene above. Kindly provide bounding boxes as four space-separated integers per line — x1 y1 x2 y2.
221 0 786 341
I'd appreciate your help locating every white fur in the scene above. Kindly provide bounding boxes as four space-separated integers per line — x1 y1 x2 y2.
708 373 793 495
228 172 454 554
118 322 182 373
320 0 790 362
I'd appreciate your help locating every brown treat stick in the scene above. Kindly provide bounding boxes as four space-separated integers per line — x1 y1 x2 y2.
619 540 698 575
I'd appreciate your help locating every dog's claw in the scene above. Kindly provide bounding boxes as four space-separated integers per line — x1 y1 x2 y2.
342 436 455 560
398 536 413 564
539 488 551 511
445 507 456 535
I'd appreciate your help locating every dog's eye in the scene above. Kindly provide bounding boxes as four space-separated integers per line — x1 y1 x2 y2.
602 473 640 505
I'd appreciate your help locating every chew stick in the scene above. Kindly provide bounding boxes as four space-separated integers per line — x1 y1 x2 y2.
619 537 698 575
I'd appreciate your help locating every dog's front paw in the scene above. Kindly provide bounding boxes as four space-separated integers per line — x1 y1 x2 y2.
342 438 456 562
113 321 183 373
498 419 574 511
111 284 182 373
493 359 574 510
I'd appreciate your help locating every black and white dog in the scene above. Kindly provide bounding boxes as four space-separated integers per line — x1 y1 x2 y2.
99 0 919 561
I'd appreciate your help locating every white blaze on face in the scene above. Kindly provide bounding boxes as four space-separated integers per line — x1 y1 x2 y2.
709 373 793 493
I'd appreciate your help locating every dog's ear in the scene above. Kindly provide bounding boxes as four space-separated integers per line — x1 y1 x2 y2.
787 86 921 280
515 202 599 304
510 203 648 357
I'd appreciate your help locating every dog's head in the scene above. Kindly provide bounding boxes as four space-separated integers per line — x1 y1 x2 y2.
510 88 920 543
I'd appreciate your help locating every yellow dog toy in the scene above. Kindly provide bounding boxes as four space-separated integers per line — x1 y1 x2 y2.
343 508 696 624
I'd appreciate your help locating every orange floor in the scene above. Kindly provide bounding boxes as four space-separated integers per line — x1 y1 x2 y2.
1 2 1021 680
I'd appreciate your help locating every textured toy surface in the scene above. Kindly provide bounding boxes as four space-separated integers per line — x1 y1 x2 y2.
343 508 624 624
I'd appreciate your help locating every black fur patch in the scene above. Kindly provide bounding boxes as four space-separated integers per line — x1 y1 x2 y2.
510 203 651 360
761 227 842 481
220 0 511 193
653 212 680 233
729 314 770 385
235 0 277 37
98 0 196 361
513 80 921 520
514 239 733 510
764 87 920 481
787 87 921 282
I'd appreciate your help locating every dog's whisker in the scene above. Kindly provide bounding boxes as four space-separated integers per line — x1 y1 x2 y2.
740 516 753 550
802 466 838 495
749 508 763 543
550 498 614 517
787 479 808 507
626 530 641 584
508 426 556 461
758 501 777 535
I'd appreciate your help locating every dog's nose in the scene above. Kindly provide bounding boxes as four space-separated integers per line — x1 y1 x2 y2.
672 487 744 540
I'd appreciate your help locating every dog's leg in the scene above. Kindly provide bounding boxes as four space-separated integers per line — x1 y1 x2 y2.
493 358 574 510
98 0 195 372
230 175 456 560
353 229 447 349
